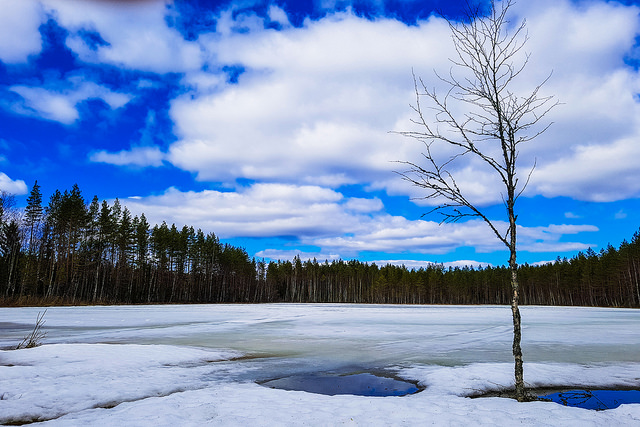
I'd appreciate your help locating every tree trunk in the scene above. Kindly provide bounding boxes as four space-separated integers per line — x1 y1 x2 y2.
508 189 527 402
510 259 526 401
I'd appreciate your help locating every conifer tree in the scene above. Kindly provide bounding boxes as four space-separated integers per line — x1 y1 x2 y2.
1 219 22 296
24 181 43 255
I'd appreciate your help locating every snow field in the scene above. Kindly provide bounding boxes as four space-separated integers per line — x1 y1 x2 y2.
1 304 640 425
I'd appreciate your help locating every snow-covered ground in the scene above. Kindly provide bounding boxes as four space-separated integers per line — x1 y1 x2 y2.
1 304 639 425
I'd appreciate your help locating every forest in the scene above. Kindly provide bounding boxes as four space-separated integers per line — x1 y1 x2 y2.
1 182 639 307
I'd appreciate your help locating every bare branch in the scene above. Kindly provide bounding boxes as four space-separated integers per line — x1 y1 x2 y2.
394 0 555 236
393 0 556 402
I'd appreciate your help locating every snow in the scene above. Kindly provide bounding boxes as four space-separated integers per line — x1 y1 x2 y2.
1 304 640 425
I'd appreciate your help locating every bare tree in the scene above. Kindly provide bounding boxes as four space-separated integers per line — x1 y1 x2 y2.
395 0 556 402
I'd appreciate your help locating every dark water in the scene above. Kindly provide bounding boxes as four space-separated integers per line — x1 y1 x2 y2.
260 372 422 396
541 389 640 410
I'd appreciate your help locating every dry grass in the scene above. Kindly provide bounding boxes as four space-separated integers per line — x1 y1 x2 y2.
15 310 47 349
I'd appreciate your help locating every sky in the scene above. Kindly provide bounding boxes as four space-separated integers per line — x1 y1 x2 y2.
1 0 640 268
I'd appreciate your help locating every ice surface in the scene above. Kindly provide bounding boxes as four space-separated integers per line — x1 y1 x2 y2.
1 304 640 425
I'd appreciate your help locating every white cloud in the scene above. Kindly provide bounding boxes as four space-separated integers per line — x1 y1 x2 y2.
1 0 632 261
167 11 450 187
512 1 640 201
0 1 44 63
517 223 599 253
0 172 28 195
2 0 638 204
41 0 202 73
118 183 598 258
370 259 491 270
343 197 383 213
531 136 640 202
90 110 168 167
520 241 595 253
391 0 640 204
439 260 491 270
530 260 555 267
9 80 132 125
268 5 291 28
9 86 78 124
90 146 165 167
314 217 598 257
615 210 628 220
159 0 640 206
252 252 491 270
181 72 226 94
12 0 637 204
120 183 370 239
255 249 341 263
314 217 500 255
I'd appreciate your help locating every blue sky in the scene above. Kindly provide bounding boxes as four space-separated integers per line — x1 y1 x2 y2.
1 0 640 268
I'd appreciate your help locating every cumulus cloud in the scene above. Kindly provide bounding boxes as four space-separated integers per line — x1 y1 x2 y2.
119 183 387 241
255 249 341 263
370 259 492 270
4 0 632 262
167 11 451 187
90 146 165 167
511 0 640 201
9 80 132 125
41 0 202 73
392 0 640 204
90 110 168 167
313 217 498 254
157 0 640 206
118 183 598 258
0 1 44 63
0 172 28 195
253 253 490 270
531 136 640 202
17 0 639 203
439 260 492 269
517 223 599 253
267 5 291 28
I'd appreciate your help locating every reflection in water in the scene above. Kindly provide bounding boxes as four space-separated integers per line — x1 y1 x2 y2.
541 389 640 410
260 372 422 396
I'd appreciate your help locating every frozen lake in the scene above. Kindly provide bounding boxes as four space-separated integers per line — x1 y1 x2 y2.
2 304 640 425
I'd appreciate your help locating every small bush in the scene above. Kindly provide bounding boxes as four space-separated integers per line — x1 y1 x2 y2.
16 310 47 349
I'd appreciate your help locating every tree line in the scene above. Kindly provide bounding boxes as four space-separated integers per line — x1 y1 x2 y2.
1 182 639 307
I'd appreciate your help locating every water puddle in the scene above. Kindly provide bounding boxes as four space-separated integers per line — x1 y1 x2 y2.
540 389 640 410
260 372 422 396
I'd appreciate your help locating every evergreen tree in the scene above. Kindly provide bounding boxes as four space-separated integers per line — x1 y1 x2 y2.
4 180 640 308
135 213 150 267
118 207 134 265
24 181 43 255
1 219 23 296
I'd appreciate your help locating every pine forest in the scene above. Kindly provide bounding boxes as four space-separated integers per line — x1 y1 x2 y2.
1 183 639 307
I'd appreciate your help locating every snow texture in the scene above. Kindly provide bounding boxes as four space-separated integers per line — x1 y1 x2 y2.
1 304 640 425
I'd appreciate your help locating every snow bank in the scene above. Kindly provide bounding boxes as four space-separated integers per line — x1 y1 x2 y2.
1 343 639 425
0 344 239 424
1 304 640 425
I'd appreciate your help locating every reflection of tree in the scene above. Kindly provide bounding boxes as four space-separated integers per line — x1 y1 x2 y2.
555 390 607 410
